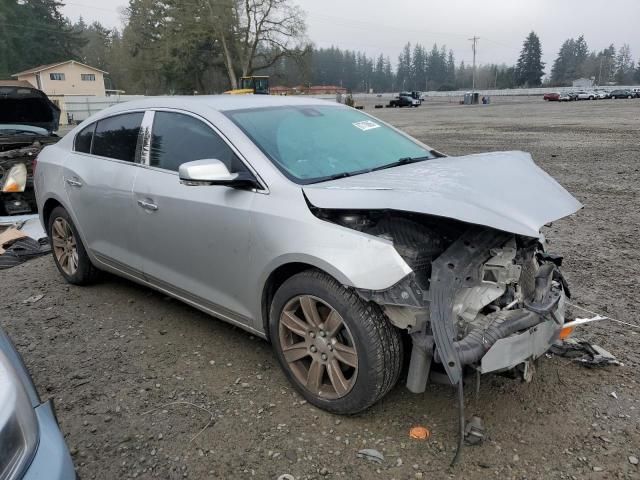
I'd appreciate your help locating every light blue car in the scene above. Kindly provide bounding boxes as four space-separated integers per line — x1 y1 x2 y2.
0 328 76 479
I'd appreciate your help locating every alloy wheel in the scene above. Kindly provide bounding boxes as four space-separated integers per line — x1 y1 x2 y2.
279 295 358 399
51 217 78 276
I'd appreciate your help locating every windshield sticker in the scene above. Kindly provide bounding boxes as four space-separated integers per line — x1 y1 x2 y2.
352 120 381 131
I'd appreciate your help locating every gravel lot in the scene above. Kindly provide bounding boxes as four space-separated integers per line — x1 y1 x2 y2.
1 96 639 479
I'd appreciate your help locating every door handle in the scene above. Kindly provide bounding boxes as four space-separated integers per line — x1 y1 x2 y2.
137 199 158 211
65 177 83 188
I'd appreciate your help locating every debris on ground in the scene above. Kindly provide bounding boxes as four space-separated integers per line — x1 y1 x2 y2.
464 416 485 446
0 227 26 253
549 338 621 368
23 294 44 304
409 426 430 440
629 456 639 465
0 216 50 269
357 448 384 464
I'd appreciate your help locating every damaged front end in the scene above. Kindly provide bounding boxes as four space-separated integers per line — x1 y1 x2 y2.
0 82 60 215
316 209 572 391
0 143 42 215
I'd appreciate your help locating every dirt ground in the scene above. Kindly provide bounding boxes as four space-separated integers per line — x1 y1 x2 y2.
1 96 639 480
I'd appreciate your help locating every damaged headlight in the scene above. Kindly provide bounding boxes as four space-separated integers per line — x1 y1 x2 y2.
1 164 27 193
0 351 38 480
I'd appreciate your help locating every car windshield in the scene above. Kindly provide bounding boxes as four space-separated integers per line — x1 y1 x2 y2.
226 105 434 184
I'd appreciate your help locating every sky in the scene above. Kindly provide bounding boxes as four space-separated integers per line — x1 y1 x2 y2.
61 0 640 73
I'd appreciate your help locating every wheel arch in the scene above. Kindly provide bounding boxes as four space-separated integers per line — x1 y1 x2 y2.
41 197 64 233
260 260 349 340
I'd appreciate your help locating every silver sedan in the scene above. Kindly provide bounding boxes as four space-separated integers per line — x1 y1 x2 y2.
34 96 581 414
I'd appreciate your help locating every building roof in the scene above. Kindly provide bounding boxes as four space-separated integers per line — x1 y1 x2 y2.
0 80 36 88
12 60 108 77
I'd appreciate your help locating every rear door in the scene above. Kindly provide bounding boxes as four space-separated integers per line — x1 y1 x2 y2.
63 111 145 277
132 110 257 322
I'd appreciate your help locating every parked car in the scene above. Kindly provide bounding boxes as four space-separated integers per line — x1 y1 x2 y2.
631 88 640 98
559 92 573 102
574 90 596 100
593 89 610 99
610 89 634 99
389 92 420 107
0 327 76 479
35 96 581 414
543 92 560 101
0 81 60 216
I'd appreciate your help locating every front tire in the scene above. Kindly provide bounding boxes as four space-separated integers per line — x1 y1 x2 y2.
269 270 403 414
48 206 99 285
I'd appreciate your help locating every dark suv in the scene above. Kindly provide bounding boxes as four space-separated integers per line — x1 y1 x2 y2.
609 89 634 99
0 81 60 215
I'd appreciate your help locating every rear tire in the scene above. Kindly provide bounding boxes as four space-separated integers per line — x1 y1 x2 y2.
47 206 99 285
270 270 403 414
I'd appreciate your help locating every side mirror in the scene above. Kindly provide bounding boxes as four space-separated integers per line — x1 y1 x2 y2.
178 159 259 189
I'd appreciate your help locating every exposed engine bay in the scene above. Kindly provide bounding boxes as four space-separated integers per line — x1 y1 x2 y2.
0 139 55 215
313 208 571 389
0 82 60 215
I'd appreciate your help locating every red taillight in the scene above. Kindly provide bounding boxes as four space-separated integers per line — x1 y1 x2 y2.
32 157 38 175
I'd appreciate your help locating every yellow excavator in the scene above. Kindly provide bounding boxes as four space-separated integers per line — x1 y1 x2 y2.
224 76 270 95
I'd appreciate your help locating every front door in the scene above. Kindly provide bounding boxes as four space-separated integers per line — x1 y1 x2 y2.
132 110 256 322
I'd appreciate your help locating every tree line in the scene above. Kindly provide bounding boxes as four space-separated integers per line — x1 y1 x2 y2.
2 0 639 93
550 36 636 86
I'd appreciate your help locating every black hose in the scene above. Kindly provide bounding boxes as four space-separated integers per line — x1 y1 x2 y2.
453 310 542 365
450 378 465 467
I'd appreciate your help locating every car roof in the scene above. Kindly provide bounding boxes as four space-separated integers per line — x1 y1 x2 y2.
102 94 341 115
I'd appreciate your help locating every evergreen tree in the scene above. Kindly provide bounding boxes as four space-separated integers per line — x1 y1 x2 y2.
446 50 456 87
0 0 85 79
551 38 576 85
614 44 634 84
397 43 411 90
515 31 545 87
411 44 426 91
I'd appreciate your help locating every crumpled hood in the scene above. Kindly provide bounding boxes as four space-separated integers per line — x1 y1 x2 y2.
0 84 60 133
303 151 582 238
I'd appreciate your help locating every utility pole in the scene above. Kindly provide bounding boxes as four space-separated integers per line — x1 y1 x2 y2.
598 56 603 86
469 36 479 91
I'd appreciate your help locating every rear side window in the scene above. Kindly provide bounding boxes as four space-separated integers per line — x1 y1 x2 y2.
74 123 95 153
149 111 246 173
92 112 144 162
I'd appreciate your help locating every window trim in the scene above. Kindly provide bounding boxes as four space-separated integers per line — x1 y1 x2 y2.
142 108 268 193
71 109 148 167
80 73 96 81
49 72 65 81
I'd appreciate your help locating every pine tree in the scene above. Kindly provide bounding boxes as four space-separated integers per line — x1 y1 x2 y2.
614 44 634 84
515 31 545 87
0 0 85 79
396 43 412 91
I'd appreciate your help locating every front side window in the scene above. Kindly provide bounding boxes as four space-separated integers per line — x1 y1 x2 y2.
149 111 246 173
49 73 65 80
92 112 144 162
226 105 434 184
74 123 95 153
81 74 96 81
